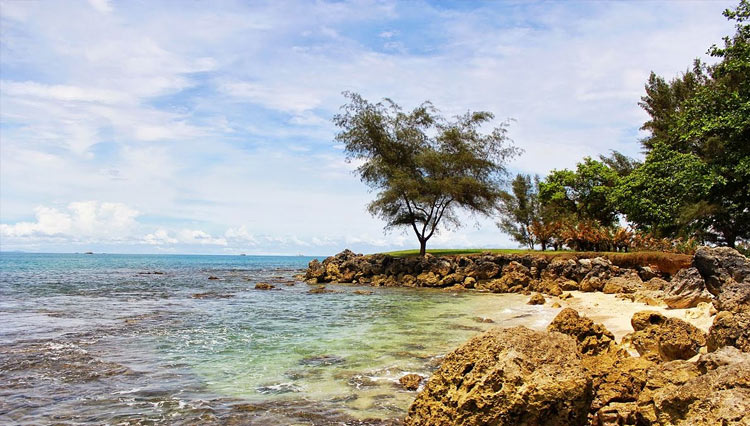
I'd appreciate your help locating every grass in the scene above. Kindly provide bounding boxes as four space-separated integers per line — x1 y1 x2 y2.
381 248 539 257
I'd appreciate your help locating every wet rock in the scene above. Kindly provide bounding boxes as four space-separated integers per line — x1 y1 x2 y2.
254 282 275 290
471 317 494 323
462 276 476 288
208 275 220 280
626 316 706 362
527 293 545 305
662 267 713 309
353 290 374 295
255 382 302 394
548 308 616 356
299 355 345 366
306 259 326 280
707 310 750 352
348 374 379 388
308 286 338 294
416 272 440 287
191 291 234 299
405 327 591 426
399 373 423 391
441 284 466 292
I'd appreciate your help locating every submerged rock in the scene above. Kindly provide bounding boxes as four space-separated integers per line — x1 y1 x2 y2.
254 282 275 290
399 373 423 391
405 326 591 426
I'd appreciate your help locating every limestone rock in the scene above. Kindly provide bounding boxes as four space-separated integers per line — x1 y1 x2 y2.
603 276 641 294
399 373 424 391
636 349 750 425
254 282 275 290
527 293 545 305
707 310 750 353
694 246 750 313
631 311 666 332
662 267 713 309
547 308 616 356
405 327 591 426
626 316 707 362
464 260 500 280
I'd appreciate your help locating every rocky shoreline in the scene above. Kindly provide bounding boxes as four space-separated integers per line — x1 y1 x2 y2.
305 247 750 425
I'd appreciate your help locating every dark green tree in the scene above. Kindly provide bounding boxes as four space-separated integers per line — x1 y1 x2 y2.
497 174 538 249
636 0 750 246
333 92 520 256
538 157 620 226
613 143 715 238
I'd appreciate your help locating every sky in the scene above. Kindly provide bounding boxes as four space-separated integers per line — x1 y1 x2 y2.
0 0 739 255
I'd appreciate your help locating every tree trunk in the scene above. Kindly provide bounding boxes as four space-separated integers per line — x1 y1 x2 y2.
540 241 546 251
419 239 427 256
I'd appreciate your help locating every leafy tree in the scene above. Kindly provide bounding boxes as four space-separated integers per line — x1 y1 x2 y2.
333 92 520 256
637 0 750 247
613 143 714 238
538 157 620 226
599 150 640 177
497 174 538 249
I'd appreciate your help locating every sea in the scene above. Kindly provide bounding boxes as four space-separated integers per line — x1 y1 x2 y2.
0 252 558 425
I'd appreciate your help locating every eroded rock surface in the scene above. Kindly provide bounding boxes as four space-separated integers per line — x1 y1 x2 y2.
405 327 591 426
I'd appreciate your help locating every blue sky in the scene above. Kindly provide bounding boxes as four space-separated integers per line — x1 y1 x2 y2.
0 0 738 255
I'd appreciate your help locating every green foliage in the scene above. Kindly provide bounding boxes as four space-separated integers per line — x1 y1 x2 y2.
334 92 520 255
613 144 715 237
635 0 750 246
539 157 620 226
497 174 538 249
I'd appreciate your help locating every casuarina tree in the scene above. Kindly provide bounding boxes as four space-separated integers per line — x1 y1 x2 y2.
334 92 520 256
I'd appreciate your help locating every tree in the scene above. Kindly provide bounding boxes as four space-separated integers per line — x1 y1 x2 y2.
497 174 538 249
613 143 714 238
333 92 520 256
637 0 750 247
538 157 620 227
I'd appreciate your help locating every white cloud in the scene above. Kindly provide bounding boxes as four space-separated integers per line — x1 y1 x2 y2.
87 0 113 14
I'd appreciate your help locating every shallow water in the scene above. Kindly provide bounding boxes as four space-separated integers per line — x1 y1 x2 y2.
0 253 558 424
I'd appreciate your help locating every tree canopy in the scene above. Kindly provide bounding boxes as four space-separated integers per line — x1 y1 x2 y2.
334 92 520 255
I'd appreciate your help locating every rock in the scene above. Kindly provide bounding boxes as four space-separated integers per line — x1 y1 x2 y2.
254 282 275 290
306 259 326 280
603 276 640 294
592 402 638 426
636 348 750 425
464 261 500 280
527 293 545 305
644 277 669 291
561 292 573 300
631 311 666 331
694 246 750 295
580 276 604 292
477 278 508 293
416 272 440 287
462 276 476 288
442 284 466 292
547 308 616 356
698 345 750 372
208 275 220 280
638 266 658 281
191 291 234 299
551 302 562 308
353 290 374 295
472 317 494 323
707 310 750 352
399 374 423 391
662 267 714 309
439 273 465 286
405 327 591 426
591 356 654 413
626 317 707 362
308 286 338 294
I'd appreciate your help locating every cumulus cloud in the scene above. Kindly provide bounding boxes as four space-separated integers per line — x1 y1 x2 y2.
1 201 138 240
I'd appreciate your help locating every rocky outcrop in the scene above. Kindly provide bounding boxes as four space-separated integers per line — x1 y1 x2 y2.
547 308 617 356
693 246 750 314
635 347 750 425
624 314 707 362
707 310 750 353
405 327 591 426
662 267 713 309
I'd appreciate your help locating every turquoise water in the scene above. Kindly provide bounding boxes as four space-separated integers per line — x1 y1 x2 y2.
0 253 557 424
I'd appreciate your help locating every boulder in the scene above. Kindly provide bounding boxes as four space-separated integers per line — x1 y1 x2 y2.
590 356 654 414
662 267 713 309
399 373 424 391
547 308 616 356
643 277 669 291
626 316 707 362
631 311 666 332
306 259 326 280
527 293 545 305
254 282 275 290
694 246 750 313
405 327 591 426
636 348 750 425
603 276 640 294
707 310 750 353
463 260 500 280
416 272 440 287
